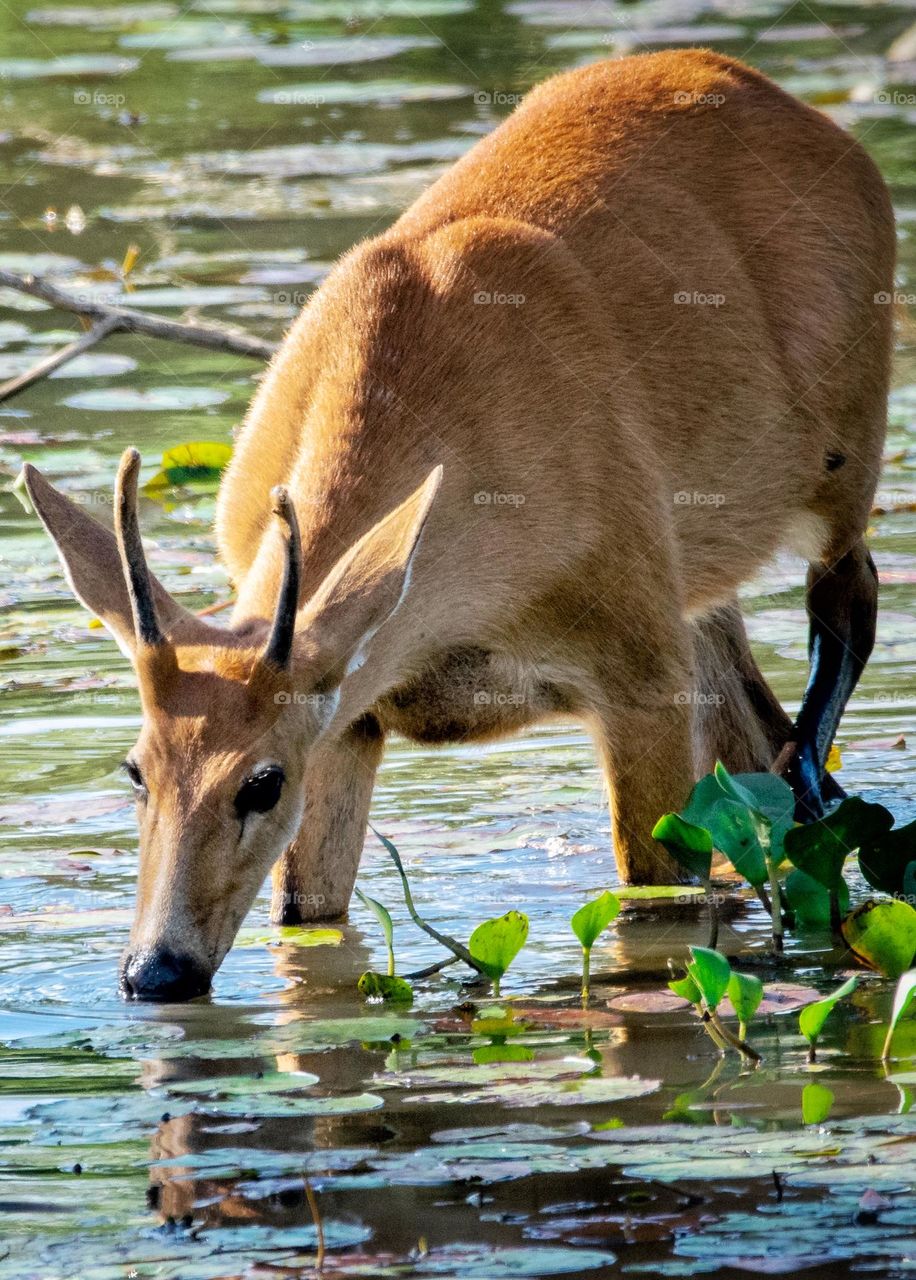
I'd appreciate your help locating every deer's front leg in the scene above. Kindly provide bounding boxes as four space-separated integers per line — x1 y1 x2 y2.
585 605 696 884
271 715 385 923
591 700 695 884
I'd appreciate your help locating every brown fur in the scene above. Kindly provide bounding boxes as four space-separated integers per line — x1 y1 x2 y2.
27 50 894 986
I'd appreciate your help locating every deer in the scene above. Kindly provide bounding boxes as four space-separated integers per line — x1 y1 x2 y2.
24 48 894 1000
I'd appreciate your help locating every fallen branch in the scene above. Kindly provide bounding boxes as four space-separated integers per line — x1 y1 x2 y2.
0 268 277 403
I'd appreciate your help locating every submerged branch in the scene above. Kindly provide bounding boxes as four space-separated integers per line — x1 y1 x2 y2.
0 268 276 402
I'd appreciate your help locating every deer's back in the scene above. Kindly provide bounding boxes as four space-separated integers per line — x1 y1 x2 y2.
219 50 894 624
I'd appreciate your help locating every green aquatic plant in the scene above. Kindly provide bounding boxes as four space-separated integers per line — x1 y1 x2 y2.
798 975 858 1063
370 826 530 992
882 970 916 1060
357 972 414 1004
669 947 760 1062
468 911 529 997
654 763 795 952
354 886 416 1002
371 825 489 978
801 1081 834 1125
727 970 764 1043
654 768 916 973
784 867 850 928
859 818 916 897
570 890 620 1002
841 899 916 980
651 812 718 946
355 888 396 977
785 798 893 931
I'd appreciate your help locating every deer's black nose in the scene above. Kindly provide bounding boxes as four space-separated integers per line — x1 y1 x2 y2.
120 948 211 1002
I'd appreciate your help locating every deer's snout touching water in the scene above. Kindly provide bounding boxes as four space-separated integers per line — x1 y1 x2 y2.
26 49 894 1000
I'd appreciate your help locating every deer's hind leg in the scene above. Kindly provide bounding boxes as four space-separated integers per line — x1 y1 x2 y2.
271 715 385 924
690 600 793 774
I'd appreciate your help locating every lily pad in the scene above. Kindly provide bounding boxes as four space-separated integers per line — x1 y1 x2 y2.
406 1074 660 1109
235 924 343 948
62 386 230 411
164 1069 320 1097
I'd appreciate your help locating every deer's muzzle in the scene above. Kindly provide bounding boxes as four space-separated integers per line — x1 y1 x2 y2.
119 947 211 1002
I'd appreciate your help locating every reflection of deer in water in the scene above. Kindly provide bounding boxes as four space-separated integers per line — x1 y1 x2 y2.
27 48 893 1000
144 939 387 1227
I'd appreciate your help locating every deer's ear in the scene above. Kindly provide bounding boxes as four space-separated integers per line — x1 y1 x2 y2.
299 465 442 685
23 463 191 661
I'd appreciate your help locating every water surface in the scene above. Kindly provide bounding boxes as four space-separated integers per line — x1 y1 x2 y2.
2 0 916 1275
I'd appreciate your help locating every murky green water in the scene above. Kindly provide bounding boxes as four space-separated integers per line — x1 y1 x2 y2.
2 0 916 1275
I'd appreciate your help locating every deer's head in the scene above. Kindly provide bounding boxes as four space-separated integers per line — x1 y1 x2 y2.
24 450 440 1001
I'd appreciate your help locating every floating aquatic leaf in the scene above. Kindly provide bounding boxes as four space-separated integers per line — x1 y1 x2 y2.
798 975 859 1047
406 1074 660 1109
196 1090 386 1119
608 989 691 1013
164 1070 320 1097
258 79 471 106
617 884 706 901
63 386 230 411
842 899 916 979
358 971 414 1004
144 439 233 490
473 1044 534 1065
235 924 343 948
409 1242 617 1276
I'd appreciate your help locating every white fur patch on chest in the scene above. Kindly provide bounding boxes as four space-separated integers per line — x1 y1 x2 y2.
782 511 828 563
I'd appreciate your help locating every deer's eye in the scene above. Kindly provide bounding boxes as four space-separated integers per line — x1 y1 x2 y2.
121 759 146 795
234 766 285 818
